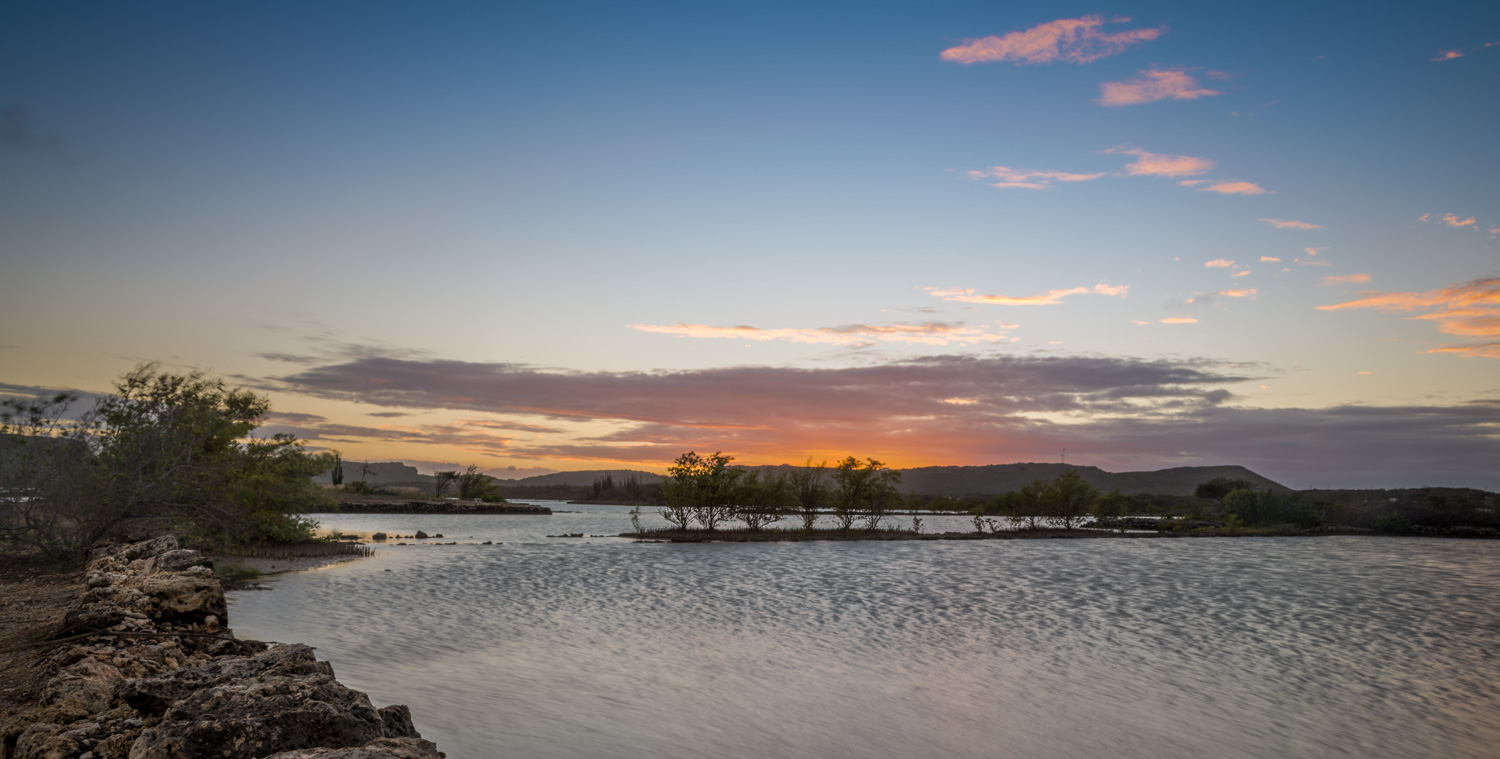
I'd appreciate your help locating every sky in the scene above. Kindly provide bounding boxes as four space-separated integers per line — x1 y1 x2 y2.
2 1 1498 489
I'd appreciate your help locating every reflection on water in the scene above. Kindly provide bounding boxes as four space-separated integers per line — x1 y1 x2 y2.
230 504 1500 759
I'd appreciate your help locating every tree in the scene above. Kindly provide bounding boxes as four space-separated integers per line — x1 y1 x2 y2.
786 458 829 531
1195 477 1251 508
456 465 503 501
1094 488 1138 532
734 470 789 531
1043 469 1098 530
2 365 330 559
997 479 1049 530
830 456 901 531
661 451 742 531
434 470 459 499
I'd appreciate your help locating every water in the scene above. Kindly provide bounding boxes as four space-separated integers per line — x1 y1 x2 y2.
229 503 1500 759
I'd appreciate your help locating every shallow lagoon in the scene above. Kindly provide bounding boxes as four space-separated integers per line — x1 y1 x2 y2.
230 504 1500 759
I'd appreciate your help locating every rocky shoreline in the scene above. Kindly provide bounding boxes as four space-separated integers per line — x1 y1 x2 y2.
0 537 442 759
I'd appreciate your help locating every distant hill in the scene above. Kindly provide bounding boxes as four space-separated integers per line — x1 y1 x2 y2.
743 463 1287 498
309 461 1282 498
502 469 663 487
897 464 1287 497
312 461 426 486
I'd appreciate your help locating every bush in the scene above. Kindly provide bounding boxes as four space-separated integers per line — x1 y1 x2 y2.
1 365 331 559
1372 513 1412 534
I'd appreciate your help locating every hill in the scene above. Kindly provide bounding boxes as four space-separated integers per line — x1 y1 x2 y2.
501 470 663 487
740 463 1287 498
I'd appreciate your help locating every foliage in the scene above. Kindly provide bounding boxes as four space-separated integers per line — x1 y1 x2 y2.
1043 469 1098 530
661 451 742 531
1 365 331 559
1195 477 1253 503
734 470 790 531
1372 512 1412 534
1223 488 1322 528
584 474 663 505
830 456 901 531
433 470 459 499
456 465 505 502
786 458 829 531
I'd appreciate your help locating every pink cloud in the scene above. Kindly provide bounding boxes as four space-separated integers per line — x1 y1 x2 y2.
1159 317 1199 324
1318 277 1500 357
1433 50 1464 62
927 283 1128 306
627 320 1016 346
941 15 1163 65
1231 270 1252 278
966 166 1106 190
1441 213 1477 228
1204 259 1235 268
1260 256 1281 263
1198 180 1269 195
1098 68 1221 106
1106 146 1215 177
1322 274 1371 285
1218 289 1257 298
1259 218 1323 230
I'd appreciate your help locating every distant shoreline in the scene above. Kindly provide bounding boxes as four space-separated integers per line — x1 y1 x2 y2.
311 495 552 515
623 525 1500 542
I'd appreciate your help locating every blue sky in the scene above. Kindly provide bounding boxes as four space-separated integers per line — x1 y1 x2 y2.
3 2 1498 487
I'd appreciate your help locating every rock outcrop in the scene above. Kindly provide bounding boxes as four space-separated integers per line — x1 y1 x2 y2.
1 537 442 759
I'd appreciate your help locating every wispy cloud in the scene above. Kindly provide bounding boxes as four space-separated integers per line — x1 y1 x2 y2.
965 165 1106 190
1420 212 1480 229
1198 180 1269 195
1259 218 1323 230
1260 256 1282 263
1106 146 1215 177
926 283 1128 306
1322 274 1371 285
1098 68 1220 106
941 15 1163 65
1218 289 1258 298
1159 317 1199 324
627 321 1017 346
1318 278 1500 358
1433 50 1464 62
1204 259 1236 268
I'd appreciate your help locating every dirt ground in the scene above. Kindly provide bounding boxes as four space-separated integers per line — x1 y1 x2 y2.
0 554 83 725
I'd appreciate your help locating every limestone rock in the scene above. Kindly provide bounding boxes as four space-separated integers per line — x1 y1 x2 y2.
262 737 446 758
42 658 124 714
122 645 422 759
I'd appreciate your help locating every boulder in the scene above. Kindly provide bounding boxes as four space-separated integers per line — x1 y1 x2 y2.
42 657 124 714
122 645 424 759
262 737 446 758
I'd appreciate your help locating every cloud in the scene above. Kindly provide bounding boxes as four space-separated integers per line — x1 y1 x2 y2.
1322 274 1371 285
1204 259 1235 268
1318 278 1500 357
627 320 1017 346
1159 317 1199 324
1260 256 1281 263
252 352 1500 487
966 166 1106 190
1106 146 1215 177
940 15 1163 65
1259 218 1323 230
1198 180 1269 195
926 283 1128 306
1433 50 1464 61
1218 289 1258 298
1295 258 1332 267
1098 68 1220 106
1420 212 1480 228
